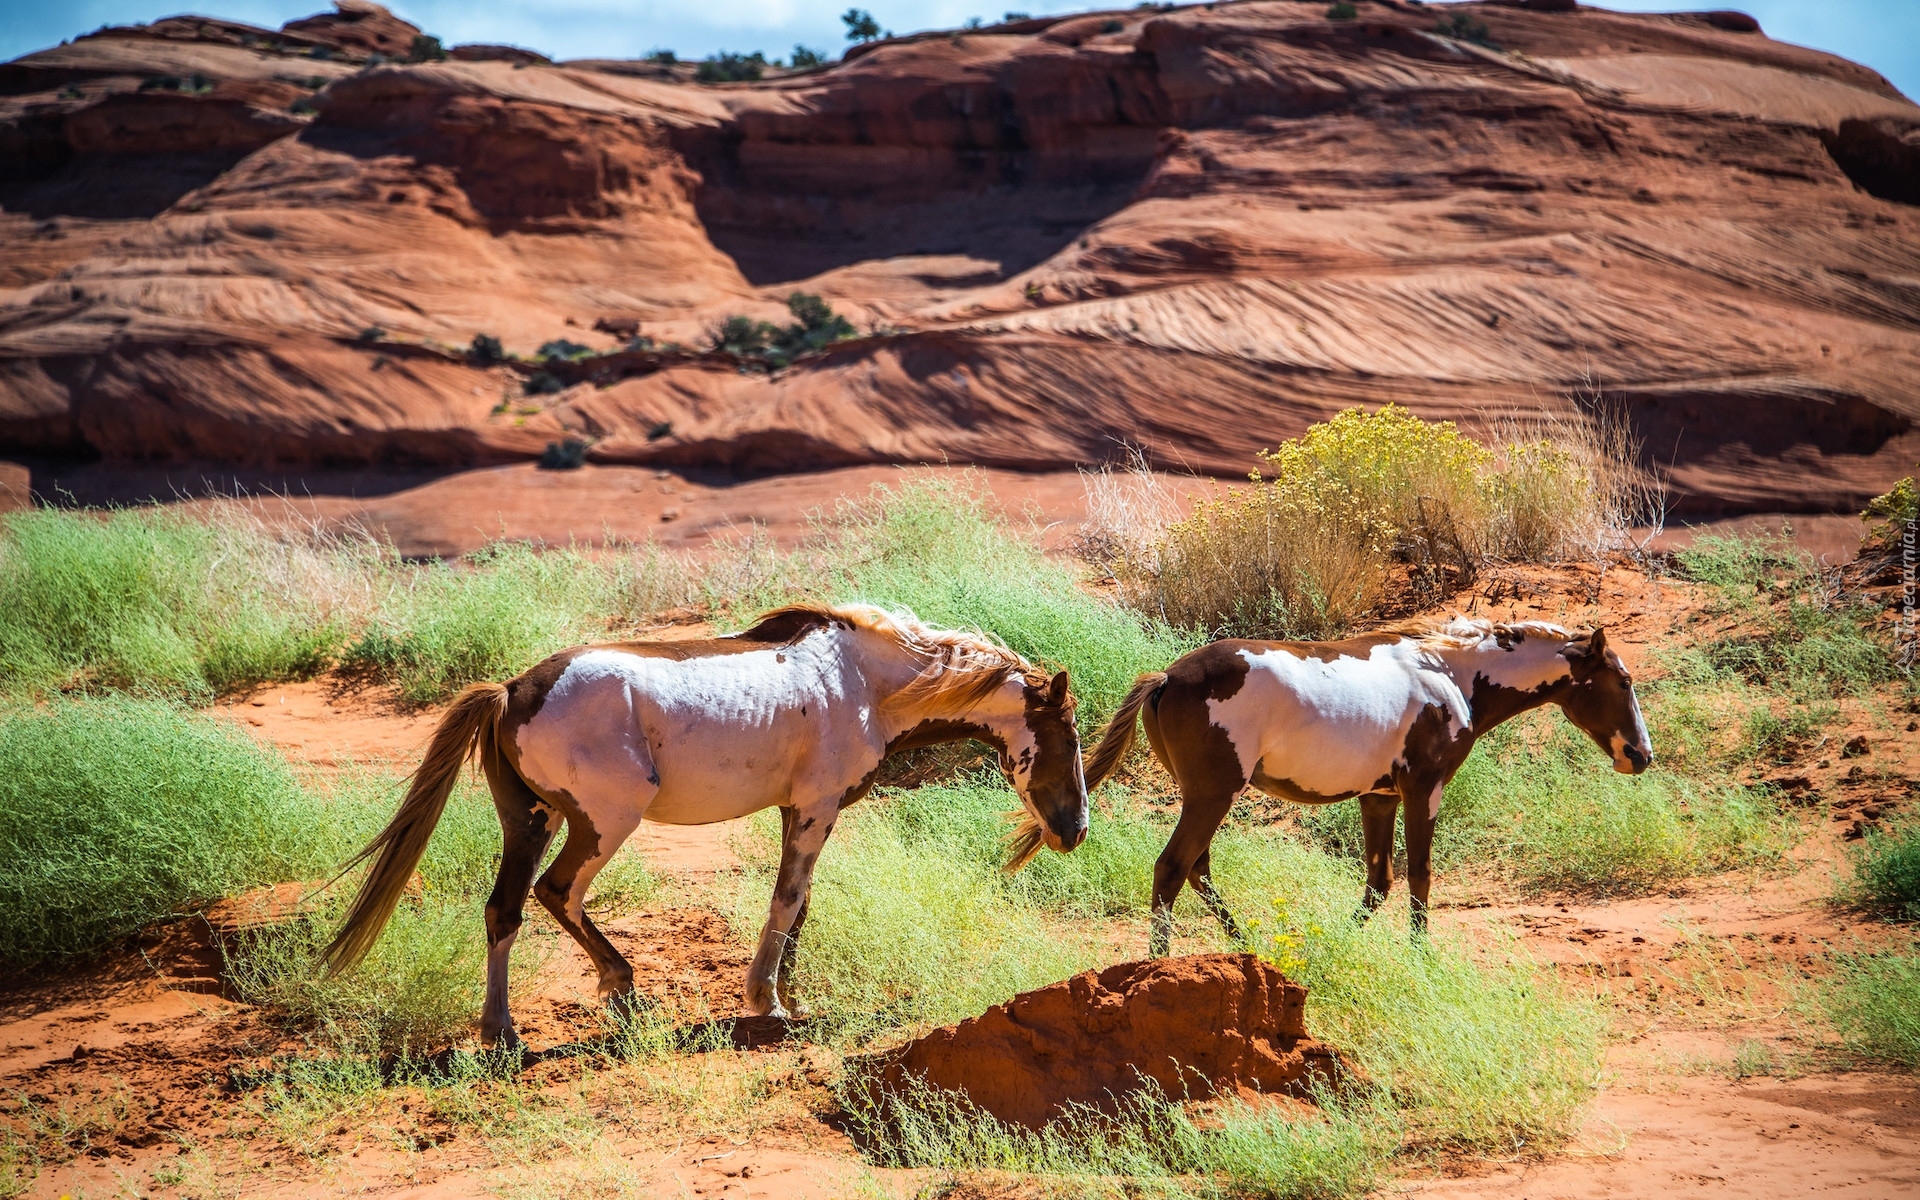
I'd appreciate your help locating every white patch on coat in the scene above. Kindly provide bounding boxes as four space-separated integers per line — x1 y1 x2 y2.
516 628 874 828
1209 642 1467 797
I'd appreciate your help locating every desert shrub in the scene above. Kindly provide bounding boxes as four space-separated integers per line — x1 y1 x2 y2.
0 697 343 965
709 294 858 368
407 34 447 62
1327 2 1358 19
523 371 565 396
538 438 589 470
1102 405 1658 639
0 504 361 698
645 49 676 64
341 541 619 704
536 338 592 362
468 333 504 365
1435 12 1496 47
1849 819 1920 921
843 8 881 41
695 51 766 82
1819 950 1920 1067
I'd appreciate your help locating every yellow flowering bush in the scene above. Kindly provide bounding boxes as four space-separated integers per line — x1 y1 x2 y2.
1110 404 1649 639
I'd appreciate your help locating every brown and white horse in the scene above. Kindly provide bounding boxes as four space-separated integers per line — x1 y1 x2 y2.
1083 619 1652 954
323 604 1087 1045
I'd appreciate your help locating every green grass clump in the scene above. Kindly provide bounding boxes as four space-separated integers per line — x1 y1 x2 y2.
1673 534 1892 700
1819 950 1920 1067
849 1077 1395 1200
1848 819 1920 921
342 541 623 705
0 697 339 964
817 475 1195 725
0 505 349 697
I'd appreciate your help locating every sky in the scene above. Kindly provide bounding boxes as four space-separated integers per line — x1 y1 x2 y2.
2 0 1914 100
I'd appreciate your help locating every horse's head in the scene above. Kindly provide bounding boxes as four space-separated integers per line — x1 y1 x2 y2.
1000 669 1088 864
1557 628 1653 774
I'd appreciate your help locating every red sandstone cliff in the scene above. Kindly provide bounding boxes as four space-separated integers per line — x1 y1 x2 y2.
3 1 1917 513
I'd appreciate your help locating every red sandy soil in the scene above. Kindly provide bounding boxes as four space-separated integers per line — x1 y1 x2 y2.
5 555 1917 1197
4 2 1917 515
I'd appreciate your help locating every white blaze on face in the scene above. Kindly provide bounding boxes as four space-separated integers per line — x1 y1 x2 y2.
996 673 1039 795
1611 683 1653 772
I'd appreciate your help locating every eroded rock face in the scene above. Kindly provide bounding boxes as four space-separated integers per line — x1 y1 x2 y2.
2 2 1916 512
852 953 1342 1128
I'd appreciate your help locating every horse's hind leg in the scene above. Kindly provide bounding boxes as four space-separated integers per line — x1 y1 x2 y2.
1356 794 1400 922
480 742 558 1049
534 804 644 1006
1187 849 1243 945
1151 794 1234 957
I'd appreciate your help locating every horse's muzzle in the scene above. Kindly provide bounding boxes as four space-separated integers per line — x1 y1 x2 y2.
1619 744 1652 774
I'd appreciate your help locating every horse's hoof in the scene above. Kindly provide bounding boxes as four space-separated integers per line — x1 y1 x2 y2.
482 1026 523 1053
777 997 811 1021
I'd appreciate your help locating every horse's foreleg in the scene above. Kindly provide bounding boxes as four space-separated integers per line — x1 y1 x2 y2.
480 742 558 1049
1187 849 1242 946
745 803 835 1019
1151 795 1233 958
1356 794 1400 922
1402 782 1442 937
533 805 644 1005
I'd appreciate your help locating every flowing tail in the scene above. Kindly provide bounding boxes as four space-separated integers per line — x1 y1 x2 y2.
1082 671 1168 792
321 681 509 975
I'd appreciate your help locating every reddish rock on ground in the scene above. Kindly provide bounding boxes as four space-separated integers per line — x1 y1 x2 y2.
2 1 1917 514
854 953 1344 1128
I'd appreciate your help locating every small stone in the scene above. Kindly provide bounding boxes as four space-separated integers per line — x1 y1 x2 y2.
660 507 681 522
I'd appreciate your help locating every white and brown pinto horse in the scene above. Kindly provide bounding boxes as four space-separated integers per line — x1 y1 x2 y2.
1083 619 1652 954
323 604 1087 1045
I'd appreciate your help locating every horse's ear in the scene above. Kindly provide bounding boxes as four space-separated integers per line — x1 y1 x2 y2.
1047 670 1071 707
1588 628 1608 657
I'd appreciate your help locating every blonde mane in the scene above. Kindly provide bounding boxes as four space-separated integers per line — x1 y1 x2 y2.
1374 615 1577 650
738 603 1054 715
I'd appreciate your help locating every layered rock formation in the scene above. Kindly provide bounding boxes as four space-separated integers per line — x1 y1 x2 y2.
3 1 1917 513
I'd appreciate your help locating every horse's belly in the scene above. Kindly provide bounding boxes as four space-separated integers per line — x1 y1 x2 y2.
1254 727 1404 797
641 724 811 823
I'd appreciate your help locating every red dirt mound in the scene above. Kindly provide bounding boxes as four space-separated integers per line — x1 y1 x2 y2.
856 953 1344 1128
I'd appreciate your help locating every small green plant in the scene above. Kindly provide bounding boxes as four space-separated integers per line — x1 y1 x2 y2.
539 438 589 470
469 332 504 365
523 371 565 396
355 325 385 343
709 294 857 368
790 44 826 68
1850 819 1920 921
407 35 447 62
1327 1 1359 19
645 48 676 64
536 338 592 362
1819 950 1920 1067
696 51 767 82
843 7 882 41
1435 11 1496 47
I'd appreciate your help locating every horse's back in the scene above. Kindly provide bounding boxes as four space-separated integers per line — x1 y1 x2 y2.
1153 636 1449 798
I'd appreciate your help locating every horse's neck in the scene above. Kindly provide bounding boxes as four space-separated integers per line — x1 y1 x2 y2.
853 629 1023 747
1434 636 1573 734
